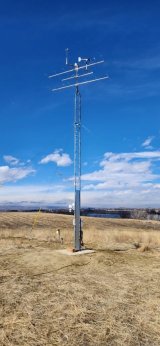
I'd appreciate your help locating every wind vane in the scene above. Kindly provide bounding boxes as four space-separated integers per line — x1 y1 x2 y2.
49 49 108 251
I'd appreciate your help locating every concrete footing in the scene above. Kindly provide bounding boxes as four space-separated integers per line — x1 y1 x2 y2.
55 249 95 256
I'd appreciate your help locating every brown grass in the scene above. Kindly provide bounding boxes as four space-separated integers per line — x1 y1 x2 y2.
0 212 160 345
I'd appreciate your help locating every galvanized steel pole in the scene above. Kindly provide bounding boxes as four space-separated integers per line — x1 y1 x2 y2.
50 51 108 252
74 86 82 250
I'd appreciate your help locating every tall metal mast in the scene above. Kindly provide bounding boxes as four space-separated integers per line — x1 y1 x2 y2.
49 50 108 251
74 85 81 250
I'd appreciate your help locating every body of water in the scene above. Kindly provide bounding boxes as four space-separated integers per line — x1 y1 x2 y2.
86 213 121 219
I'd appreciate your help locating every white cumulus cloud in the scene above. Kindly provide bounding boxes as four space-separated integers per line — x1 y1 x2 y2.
82 151 160 191
40 149 73 167
1 150 160 208
3 155 20 166
142 136 154 149
0 166 35 184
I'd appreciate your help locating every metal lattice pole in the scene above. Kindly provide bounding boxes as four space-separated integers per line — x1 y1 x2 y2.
74 86 82 250
49 50 108 251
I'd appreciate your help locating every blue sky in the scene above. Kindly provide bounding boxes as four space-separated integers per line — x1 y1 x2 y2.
0 0 160 208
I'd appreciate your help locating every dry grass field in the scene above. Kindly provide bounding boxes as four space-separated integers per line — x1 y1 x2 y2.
0 212 160 346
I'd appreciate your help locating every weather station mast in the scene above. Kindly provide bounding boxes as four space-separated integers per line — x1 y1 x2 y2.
49 49 108 252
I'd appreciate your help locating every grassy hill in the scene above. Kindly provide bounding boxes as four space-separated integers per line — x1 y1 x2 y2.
0 212 160 345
